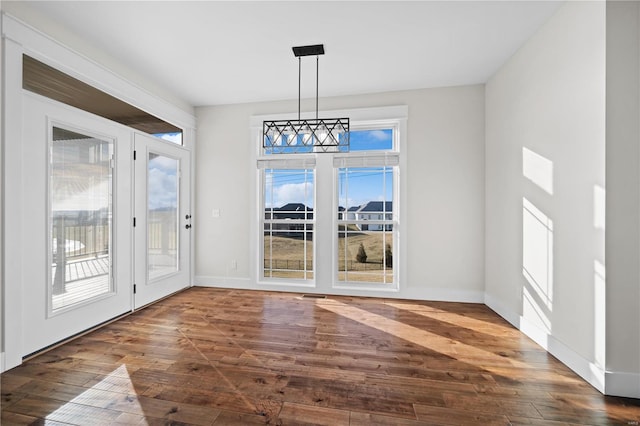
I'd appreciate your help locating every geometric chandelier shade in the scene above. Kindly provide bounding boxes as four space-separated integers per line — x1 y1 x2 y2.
263 118 349 154
263 44 350 154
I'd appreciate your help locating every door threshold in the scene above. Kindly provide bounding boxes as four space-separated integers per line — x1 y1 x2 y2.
22 310 132 362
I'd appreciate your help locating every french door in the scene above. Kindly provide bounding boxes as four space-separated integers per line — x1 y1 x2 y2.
133 133 191 308
21 93 133 356
19 94 191 358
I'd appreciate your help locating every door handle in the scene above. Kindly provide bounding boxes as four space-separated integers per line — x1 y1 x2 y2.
185 214 191 220
185 224 192 229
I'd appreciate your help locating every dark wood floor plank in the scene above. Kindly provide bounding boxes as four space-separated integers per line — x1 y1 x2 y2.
507 416 597 426
277 402 349 425
140 381 280 421
532 395 640 425
0 373 32 393
1 287 638 425
1 389 27 411
1 410 50 425
4 363 99 387
211 409 270 425
414 404 511 425
349 411 425 425
441 391 542 418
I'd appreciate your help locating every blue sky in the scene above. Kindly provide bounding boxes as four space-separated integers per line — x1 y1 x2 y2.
266 129 393 209
148 155 178 210
153 132 183 145
349 128 393 151
338 167 393 210
147 133 182 210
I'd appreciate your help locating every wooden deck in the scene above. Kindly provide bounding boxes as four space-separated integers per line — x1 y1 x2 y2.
54 255 109 283
2 287 639 425
52 256 111 311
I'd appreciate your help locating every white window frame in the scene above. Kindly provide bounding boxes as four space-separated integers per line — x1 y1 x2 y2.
250 106 407 297
257 156 317 286
332 121 400 291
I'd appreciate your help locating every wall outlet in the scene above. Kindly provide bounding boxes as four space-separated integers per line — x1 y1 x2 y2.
230 260 237 270
212 209 220 218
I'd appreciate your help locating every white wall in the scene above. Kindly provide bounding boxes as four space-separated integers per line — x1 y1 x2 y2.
605 1 640 398
195 85 485 301
485 0 606 392
0 11 4 365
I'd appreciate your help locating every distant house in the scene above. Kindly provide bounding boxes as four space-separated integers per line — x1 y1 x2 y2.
273 203 313 220
266 201 391 232
346 205 360 221
354 201 392 231
339 201 392 231
265 203 313 236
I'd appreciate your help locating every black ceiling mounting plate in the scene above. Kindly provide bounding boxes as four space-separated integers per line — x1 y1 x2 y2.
292 44 325 57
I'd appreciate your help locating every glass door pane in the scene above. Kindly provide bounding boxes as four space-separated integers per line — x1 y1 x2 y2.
50 126 113 312
148 153 179 281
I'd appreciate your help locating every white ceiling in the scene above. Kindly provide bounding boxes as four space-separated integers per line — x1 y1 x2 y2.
16 1 563 107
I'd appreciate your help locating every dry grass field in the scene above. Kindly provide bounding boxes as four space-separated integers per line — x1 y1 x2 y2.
264 231 393 282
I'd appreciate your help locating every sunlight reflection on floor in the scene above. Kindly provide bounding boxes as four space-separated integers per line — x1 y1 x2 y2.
385 301 515 333
315 298 527 370
46 365 144 423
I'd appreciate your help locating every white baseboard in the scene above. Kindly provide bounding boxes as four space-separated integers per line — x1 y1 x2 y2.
194 275 252 289
401 287 485 303
605 371 640 398
195 275 484 303
485 293 606 394
483 293 521 328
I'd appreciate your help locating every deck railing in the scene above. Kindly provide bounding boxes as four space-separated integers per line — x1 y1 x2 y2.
52 214 109 295
52 216 109 262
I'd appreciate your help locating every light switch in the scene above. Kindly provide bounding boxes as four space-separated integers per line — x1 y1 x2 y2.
212 209 220 218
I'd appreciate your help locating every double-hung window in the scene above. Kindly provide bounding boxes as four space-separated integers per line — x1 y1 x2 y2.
259 157 315 282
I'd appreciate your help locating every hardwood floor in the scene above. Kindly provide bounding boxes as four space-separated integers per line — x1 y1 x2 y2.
2 287 639 425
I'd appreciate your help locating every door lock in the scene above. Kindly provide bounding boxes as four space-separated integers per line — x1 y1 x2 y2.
185 224 192 229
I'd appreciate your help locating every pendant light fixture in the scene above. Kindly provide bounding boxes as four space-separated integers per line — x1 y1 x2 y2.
263 44 350 154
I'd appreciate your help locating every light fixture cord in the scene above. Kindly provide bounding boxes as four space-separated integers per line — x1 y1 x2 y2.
298 56 301 121
316 55 319 121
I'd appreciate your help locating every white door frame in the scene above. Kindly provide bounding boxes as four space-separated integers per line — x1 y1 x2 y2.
134 133 192 308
